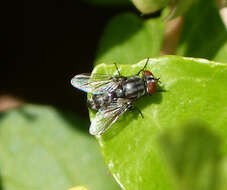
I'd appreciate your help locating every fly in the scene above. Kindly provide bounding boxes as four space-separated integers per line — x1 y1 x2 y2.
71 58 160 135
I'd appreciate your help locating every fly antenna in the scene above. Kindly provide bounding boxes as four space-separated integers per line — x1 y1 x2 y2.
143 57 150 70
137 57 150 75
114 63 121 76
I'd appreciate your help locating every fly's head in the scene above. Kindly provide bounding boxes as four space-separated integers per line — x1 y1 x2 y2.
143 70 159 95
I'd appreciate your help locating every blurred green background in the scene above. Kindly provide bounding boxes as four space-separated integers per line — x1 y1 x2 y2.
1 0 227 190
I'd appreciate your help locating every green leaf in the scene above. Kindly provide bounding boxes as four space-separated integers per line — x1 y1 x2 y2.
159 122 223 190
0 105 121 190
176 0 227 62
90 56 227 190
95 13 165 65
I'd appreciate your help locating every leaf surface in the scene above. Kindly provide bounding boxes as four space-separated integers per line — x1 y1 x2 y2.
90 56 227 190
0 105 121 190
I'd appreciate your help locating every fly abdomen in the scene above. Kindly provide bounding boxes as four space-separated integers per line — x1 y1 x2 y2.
87 99 99 110
87 92 113 110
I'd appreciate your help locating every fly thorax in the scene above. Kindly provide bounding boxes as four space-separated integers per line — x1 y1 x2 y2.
123 77 145 99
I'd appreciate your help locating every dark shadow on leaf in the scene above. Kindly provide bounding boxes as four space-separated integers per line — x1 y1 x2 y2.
55 109 90 133
136 85 165 110
159 121 223 190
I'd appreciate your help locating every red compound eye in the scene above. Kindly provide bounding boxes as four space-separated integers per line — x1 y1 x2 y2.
143 70 153 76
147 82 156 95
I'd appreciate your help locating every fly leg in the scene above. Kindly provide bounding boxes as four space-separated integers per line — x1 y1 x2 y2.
136 57 150 75
135 106 144 118
114 63 121 76
130 105 144 118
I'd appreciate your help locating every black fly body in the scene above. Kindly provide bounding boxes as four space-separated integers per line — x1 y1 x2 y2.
71 58 160 135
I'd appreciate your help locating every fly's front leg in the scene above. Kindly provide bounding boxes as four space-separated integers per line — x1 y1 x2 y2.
136 57 150 76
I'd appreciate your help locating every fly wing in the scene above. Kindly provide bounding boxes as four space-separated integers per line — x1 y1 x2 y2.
71 73 121 94
89 99 132 135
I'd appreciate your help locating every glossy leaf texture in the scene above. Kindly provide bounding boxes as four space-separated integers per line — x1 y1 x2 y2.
0 105 121 190
89 56 227 190
95 13 165 65
176 0 227 61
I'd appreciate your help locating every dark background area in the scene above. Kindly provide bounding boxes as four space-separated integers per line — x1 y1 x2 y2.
0 0 135 117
